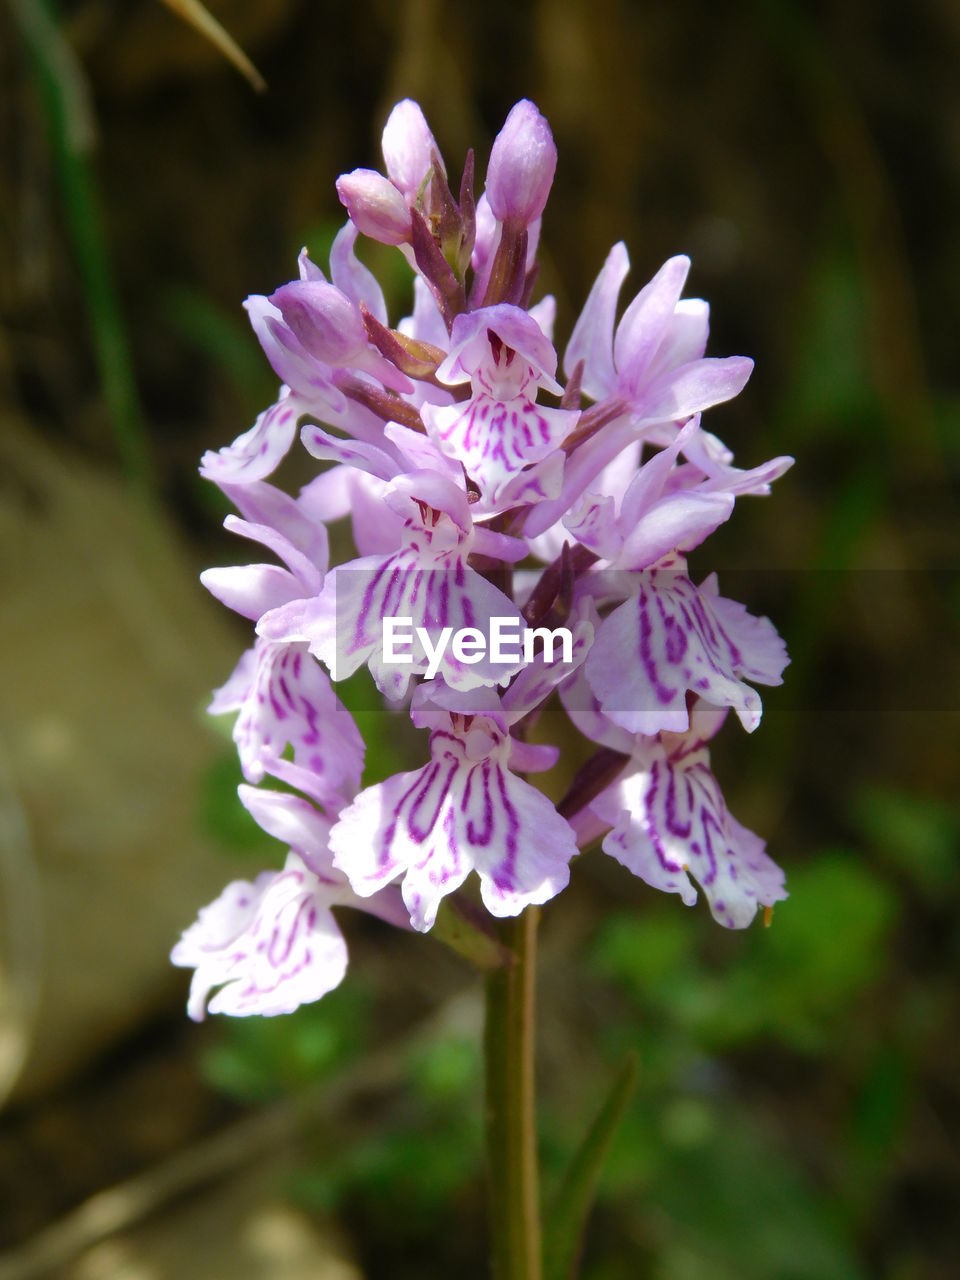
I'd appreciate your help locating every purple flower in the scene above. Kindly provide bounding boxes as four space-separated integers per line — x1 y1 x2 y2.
565 245 753 408
172 853 349 1019
199 478 328 622
328 700 577 931
423 305 579 506
381 99 444 199
200 226 406 484
561 687 786 928
210 640 364 808
171 787 408 1018
583 560 789 735
523 244 761 538
260 471 528 699
336 100 445 247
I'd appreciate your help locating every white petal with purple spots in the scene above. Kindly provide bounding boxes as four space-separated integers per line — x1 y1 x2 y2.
171 854 348 1019
328 715 576 931
585 569 788 735
591 707 786 928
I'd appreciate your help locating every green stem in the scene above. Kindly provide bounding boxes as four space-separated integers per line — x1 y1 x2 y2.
484 906 542 1280
15 0 153 497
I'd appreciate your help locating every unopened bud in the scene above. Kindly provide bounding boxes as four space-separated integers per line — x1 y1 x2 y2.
382 99 443 199
485 100 557 225
269 280 366 365
336 169 411 245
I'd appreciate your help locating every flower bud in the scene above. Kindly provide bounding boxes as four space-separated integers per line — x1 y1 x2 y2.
381 99 443 199
269 280 366 366
336 169 411 245
485 99 557 225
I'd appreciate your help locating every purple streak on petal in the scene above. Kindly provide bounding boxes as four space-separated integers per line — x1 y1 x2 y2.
586 573 786 735
172 854 349 1018
200 392 302 485
593 727 785 928
436 305 560 389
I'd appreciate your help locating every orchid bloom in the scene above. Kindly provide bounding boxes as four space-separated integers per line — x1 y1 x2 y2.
561 679 786 928
328 688 578 932
172 787 408 1018
422 304 579 507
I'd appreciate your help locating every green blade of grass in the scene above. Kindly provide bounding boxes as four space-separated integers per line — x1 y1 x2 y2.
544 1052 639 1280
13 0 153 497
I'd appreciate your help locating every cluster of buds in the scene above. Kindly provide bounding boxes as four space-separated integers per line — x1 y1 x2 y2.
173 100 792 1018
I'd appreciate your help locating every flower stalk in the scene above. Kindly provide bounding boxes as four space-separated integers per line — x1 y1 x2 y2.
485 907 543 1280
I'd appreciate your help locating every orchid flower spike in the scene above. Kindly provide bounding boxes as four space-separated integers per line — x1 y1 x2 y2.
178 96 793 1022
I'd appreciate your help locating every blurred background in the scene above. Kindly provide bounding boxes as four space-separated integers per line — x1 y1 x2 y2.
0 1 958 1276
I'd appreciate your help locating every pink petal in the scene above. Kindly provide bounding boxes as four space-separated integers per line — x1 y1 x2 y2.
199 392 302 485
231 642 365 805
172 856 348 1019
201 563 300 621
436 305 561 389
593 745 786 929
472 769 575 918
217 480 329 575
222 515 323 597
237 785 336 875
485 99 557 224
645 298 710 379
564 241 629 401
637 356 754 423
613 255 691 396
329 221 388 325
615 491 735 569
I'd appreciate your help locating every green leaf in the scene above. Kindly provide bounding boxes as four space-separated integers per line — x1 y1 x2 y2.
544 1052 639 1280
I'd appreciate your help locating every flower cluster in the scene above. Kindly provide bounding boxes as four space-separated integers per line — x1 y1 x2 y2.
174 99 792 1018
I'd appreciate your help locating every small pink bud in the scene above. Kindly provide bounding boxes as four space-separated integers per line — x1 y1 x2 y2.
336 169 411 245
269 281 366 365
381 99 443 199
485 100 557 225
